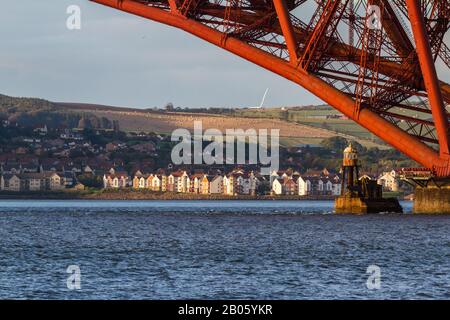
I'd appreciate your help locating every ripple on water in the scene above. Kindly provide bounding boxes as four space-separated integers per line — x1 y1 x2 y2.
0 200 446 300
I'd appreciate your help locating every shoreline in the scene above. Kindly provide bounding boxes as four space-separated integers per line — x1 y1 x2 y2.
0 190 337 201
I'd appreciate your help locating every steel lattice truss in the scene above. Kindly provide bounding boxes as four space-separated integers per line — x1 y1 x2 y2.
91 0 450 176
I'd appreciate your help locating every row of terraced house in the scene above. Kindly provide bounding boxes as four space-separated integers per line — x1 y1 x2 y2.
0 172 78 192
104 168 261 195
270 171 342 196
1 161 342 196
0 163 86 192
103 168 342 196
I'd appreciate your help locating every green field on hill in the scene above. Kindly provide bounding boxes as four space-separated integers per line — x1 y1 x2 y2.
0 93 395 150
233 107 387 148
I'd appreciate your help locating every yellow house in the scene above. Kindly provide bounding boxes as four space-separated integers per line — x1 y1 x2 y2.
160 175 167 192
150 175 161 191
132 175 147 189
146 174 154 190
201 175 211 194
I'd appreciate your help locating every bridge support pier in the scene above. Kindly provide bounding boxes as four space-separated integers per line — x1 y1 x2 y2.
414 182 450 214
335 196 403 214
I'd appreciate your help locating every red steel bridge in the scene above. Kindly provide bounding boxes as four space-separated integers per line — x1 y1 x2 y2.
91 0 450 177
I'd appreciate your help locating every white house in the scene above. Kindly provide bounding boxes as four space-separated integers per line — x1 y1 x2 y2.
177 171 190 193
209 175 223 194
24 173 48 191
49 173 64 190
377 170 399 191
324 179 333 194
190 174 204 194
223 174 234 195
332 182 342 196
270 170 280 185
244 172 259 195
297 176 312 196
234 175 245 194
0 174 22 191
103 173 129 189
167 171 188 193
272 179 283 195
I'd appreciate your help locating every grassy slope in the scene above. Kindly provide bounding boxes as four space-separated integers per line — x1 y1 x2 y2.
1 94 389 149
233 107 389 149
55 101 389 149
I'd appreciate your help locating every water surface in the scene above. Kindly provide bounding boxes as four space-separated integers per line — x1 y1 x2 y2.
0 200 449 300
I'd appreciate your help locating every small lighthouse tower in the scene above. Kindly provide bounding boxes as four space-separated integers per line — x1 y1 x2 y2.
341 144 360 196
335 143 402 214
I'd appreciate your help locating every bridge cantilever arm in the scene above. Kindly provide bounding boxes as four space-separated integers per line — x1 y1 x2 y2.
89 0 449 174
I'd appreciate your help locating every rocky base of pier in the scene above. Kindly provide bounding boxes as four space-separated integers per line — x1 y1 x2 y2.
335 196 403 214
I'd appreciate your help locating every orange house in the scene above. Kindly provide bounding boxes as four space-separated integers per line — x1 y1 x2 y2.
201 175 211 194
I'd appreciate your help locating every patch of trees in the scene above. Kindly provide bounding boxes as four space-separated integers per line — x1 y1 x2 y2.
0 94 55 113
77 174 103 188
5 110 114 131
1 94 115 130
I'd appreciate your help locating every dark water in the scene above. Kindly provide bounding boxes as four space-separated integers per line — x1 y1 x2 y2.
0 200 449 300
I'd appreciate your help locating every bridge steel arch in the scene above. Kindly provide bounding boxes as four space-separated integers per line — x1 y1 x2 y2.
91 0 450 176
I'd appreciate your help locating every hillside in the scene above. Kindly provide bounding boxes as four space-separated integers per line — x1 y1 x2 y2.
0 94 116 130
0 93 56 113
0 93 388 148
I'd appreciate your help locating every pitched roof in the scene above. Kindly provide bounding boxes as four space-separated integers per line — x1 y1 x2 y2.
105 173 129 179
1 173 18 180
170 170 186 177
18 172 51 179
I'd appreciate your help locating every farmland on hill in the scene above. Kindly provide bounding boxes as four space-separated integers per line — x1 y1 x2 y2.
58 102 388 149
1 93 388 149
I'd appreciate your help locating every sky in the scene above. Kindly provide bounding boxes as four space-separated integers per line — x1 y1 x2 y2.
0 1 448 109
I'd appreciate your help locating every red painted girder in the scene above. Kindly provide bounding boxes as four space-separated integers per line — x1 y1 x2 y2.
273 0 298 64
300 0 348 71
406 0 450 157
372 0 414 57
187 3 450 102
90 0 450 175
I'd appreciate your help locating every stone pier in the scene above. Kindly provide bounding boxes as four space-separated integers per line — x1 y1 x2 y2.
414 185 450 214
335 196 403 214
